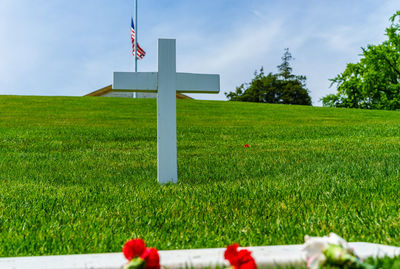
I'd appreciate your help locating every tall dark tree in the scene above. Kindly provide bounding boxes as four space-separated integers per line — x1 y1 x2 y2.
277 48 295 80
225 49 312 105
322 11 400 110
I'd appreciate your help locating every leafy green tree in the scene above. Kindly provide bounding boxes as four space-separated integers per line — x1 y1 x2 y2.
322 11 400 110
225 49 312 105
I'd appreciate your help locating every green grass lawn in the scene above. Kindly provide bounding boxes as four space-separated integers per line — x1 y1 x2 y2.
1 95 400 257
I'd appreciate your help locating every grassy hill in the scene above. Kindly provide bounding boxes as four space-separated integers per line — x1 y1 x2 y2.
1 95 400 257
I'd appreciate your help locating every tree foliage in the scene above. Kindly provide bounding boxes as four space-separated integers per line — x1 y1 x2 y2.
322 11 400 110
225 49 312 105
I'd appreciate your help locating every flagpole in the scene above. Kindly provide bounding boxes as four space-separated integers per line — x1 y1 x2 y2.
134 0 138 72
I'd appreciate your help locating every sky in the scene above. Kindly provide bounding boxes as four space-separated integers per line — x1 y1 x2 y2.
0 0 399 105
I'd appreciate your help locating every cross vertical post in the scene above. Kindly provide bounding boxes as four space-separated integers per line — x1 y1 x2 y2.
157 39 177 184
113 38 220 184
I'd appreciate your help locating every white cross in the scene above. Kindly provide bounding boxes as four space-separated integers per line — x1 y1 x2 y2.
113 39 220 184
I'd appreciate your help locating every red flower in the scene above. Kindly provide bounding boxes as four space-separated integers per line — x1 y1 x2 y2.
225 244 257 269
141 248 160 269
122 239 146 261
122 239 160 269
123 239 146 260
244 144 250 148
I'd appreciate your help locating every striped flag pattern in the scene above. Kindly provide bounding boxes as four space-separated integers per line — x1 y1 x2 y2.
131 18 146 59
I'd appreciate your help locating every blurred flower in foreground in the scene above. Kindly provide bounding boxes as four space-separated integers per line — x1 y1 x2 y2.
244 144 250 148
122 239 160 269
303 233 375 269
224 243 257 269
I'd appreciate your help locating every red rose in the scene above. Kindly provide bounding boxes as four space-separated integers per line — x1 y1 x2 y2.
122 239 160 269
225 244 257 269
244 144 250 148
141 248 160 269
123 239 146 260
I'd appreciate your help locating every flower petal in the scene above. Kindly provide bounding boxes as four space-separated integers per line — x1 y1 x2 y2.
144 248 160 269
307 254 326 269
123 239 146 261
328 233 351 251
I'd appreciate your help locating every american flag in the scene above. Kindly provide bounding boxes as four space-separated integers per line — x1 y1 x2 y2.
131 18 146 59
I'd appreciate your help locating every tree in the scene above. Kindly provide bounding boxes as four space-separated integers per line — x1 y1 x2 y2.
225 49 312 105
322 11 400 110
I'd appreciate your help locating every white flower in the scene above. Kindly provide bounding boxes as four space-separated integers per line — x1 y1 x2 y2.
302 233 352 269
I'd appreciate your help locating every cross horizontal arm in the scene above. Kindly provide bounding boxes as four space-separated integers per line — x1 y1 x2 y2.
113 72 158 92
113 72 220 94
176 73 220 93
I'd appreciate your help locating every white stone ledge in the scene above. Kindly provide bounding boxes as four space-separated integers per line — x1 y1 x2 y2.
1 243 399 269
